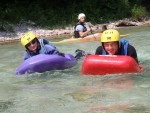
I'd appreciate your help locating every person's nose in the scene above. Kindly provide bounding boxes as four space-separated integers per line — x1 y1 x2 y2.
30 43 35 47
108 45 113 50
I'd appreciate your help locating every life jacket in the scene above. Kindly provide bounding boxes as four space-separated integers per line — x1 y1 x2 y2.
38 39 50 54
102 39 129 55
74 22 87 38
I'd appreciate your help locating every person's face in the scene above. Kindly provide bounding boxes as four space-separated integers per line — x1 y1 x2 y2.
103 41 119 55
26 39 38 52
79 16 86 23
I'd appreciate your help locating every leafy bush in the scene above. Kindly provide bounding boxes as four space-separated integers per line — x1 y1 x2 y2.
131 4 147 21
0 0 148 28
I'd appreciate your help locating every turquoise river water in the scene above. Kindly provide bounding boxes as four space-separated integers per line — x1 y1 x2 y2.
0 25 150 113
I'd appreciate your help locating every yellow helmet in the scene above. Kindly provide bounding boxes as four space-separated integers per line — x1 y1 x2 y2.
21 32 36 46
101 29 120 43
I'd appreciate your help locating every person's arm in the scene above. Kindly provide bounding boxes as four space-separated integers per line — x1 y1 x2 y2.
42 39 58 55
42 39 64 56
79 30 91 38
45 44 64 57
45 44 59 55
127 44 139 64
127 44 144 71
76 25 91 38
24 51 30 60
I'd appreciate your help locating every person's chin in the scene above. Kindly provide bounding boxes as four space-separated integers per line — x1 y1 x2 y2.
31 48 37 52
108 52 115 55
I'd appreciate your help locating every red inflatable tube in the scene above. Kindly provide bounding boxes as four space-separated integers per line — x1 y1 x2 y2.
82 55 141 76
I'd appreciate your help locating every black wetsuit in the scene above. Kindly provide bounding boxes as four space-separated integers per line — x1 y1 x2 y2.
95 44 139 63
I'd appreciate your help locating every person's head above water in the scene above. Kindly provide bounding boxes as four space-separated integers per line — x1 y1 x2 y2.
101 29 120 55
78 13 86 23
101 25 107 33
21 32 39 53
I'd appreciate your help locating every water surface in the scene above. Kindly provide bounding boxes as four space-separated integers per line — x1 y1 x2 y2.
0 25 150 113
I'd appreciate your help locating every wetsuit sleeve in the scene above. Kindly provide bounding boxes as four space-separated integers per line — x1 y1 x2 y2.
45 44 59 55
43 39 50 44
127 44 139 64
40 38 59 55
95 46 103 55
24 52 30 60
75 25 84 32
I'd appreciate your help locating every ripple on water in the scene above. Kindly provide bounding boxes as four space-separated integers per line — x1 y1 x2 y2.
0 26 150 113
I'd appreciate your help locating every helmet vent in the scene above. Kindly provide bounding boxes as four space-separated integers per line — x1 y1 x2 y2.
27 37 30 41
107 37 111 40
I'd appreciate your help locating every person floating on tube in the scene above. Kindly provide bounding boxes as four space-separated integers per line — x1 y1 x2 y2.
95 29 143 70
20 32 64 60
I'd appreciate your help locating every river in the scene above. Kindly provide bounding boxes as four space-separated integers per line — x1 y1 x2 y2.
0 25 150 113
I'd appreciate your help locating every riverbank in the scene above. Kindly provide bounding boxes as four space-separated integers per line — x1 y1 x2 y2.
0 19 150 45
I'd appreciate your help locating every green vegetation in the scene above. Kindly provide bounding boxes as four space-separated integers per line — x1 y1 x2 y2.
0 0 149 28
131 5 147 21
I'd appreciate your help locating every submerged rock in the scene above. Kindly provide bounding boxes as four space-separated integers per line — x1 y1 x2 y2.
66 91 92 101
